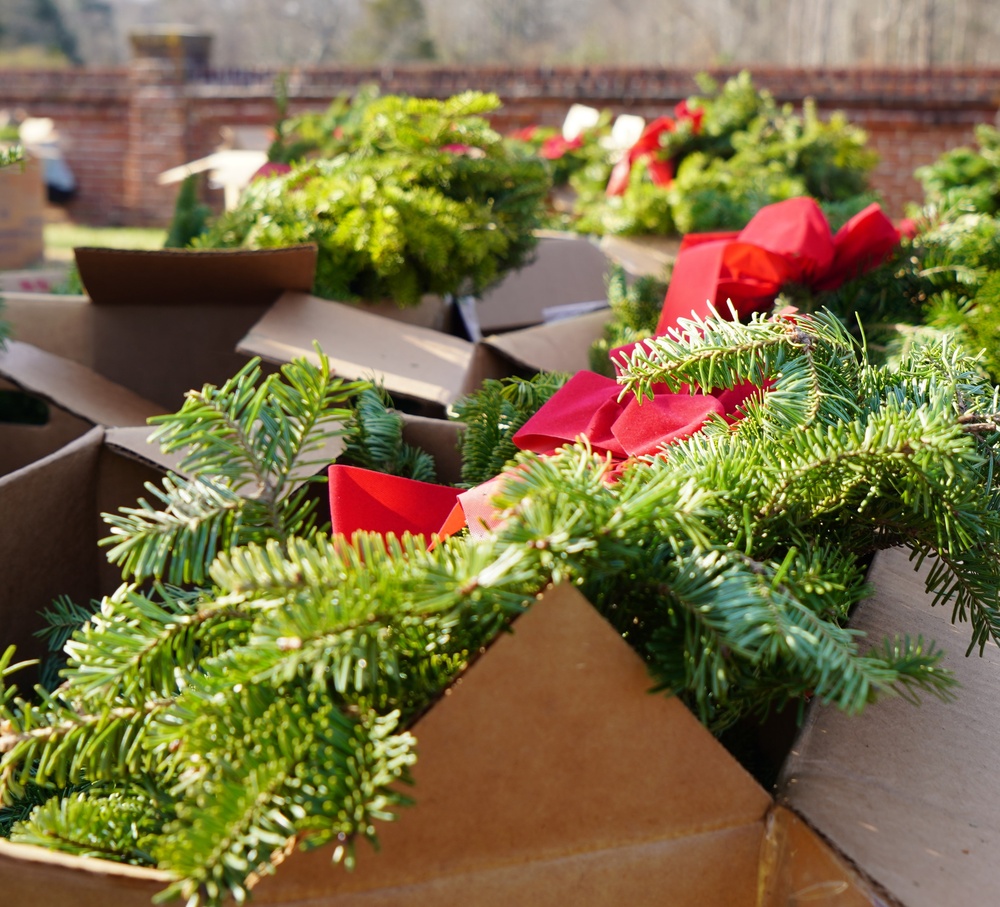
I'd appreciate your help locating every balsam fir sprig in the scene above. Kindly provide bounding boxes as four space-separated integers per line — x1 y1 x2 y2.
3 313 1000 904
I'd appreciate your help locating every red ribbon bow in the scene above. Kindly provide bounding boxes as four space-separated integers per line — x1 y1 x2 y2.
657 196 900 333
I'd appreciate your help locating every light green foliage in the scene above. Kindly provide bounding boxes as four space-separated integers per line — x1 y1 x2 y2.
267 83 381 164
571 71 878 237
915 124 1000 215
4 313 1000 903
198 91 551 306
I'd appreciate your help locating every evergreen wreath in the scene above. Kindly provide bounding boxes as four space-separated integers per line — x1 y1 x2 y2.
196 91 551 307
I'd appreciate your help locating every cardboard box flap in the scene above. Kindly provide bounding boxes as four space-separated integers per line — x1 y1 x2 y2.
599 233 680 279
74 244 318 307
0 839 169 907
472 233 611 333
758 807 884 907
239 291 477 408
485 307 612 375
0 426 106 668
778 545 1000 907
0 341 163 428
252 582 770 904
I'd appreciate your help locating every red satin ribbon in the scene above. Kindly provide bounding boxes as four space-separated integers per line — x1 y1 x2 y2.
657 197 900 333
327 465 508 544
512 370 726 461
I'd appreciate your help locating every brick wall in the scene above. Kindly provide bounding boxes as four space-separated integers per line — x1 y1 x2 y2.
3 63 998 227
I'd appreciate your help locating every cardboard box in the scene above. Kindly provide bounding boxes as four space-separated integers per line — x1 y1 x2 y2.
778 545 1000 907
0 342 166 677
0 339 163 479
238 291 612 412
458 232 611 339
0 339 349 682
2 245 317 410
0 567 882 906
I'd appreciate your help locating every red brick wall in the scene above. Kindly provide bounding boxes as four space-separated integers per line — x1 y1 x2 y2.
3 65 998 227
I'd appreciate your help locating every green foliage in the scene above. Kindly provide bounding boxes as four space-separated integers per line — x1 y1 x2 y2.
198 92 551 306
801 208 1000 373
0 144 24 168
915 124 1000 215
268 83 381 164
449 372 570 486
339 386 437 482
588 265 669 376
571 71 878 237
10 785 163 865
5 313 1000 903
100 353 365 586
164 174 210 249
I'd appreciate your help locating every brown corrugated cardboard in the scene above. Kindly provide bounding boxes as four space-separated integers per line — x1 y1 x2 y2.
245 581 772 906
238 291 611 410
73 245 318 308
237 291 511 410
2 245 318 409
778 545 1000 907
599 233 680 279
461 232 611 336
0 340 164 429
0 346 166 674
0 572 881 905
0 427 165 676
0 340 163 479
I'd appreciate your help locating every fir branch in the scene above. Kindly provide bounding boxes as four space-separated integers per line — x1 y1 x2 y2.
100 475 243 586
101 353 365 584
10 785 164 866
155 688 414 907
450 372 570 487
339 386 436 482
616 308 862 431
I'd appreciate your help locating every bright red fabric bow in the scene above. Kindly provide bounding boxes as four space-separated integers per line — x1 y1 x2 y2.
327 197 901 544
656 196 900 333
512 370 726 461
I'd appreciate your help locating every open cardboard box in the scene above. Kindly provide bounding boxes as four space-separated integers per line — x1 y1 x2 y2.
0 346 994 903
238 290 613 412
3 269 999 903
1 245 318 410
456 232 611 339
0 340 460 681
0 341 168 677
0 540 952 907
